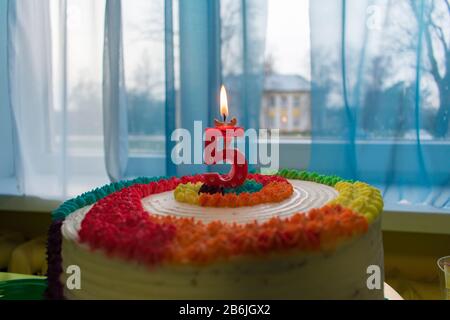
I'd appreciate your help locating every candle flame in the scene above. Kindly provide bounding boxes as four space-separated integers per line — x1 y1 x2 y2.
220 85 229 119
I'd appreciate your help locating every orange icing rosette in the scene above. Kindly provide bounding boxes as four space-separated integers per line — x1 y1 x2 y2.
155 204 368 265
198 181 293 207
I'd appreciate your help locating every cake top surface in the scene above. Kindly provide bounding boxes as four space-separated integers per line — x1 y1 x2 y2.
143 179 337 224
55 170 383 267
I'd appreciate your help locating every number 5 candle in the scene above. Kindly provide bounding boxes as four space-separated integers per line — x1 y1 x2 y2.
203 86 248 188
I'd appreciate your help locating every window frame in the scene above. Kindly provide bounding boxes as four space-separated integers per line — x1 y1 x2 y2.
2 138 449 234
0 1 18 195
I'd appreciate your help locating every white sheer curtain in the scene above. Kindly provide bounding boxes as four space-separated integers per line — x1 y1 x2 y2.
1 0 268 201
5 0 109 199
8 0 64 198
2 0 170 200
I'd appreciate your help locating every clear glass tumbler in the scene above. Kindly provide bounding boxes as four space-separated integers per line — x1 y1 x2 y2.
437 256 450 300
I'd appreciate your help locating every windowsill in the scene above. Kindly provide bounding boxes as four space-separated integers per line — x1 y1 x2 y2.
0 195 60 213
382 207 450 235
276 137 450 144
1 194 449 235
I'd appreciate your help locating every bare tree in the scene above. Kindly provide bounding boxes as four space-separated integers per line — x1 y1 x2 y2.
264 52 276 75
131 49 164 97
221 0 244 76
408 0 450 138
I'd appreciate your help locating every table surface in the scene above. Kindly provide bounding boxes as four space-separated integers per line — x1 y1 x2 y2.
0 272 45 282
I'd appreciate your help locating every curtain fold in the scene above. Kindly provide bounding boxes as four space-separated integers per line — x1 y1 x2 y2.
309 0 450 211
7 0 61 198
164 0 177 177
176 0 210 176
103 0 128 182
3 0 109 200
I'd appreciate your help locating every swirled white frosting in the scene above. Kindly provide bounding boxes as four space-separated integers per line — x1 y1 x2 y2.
142 179 338 223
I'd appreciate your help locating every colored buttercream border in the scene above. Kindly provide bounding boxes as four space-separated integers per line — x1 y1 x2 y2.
51 176 174 221
46 170 382 296
45 220 64 299
329 181 383 223
155 203 368 264
51 168 261 221
275 169 384 222
76 176 368 265
275 168 351 186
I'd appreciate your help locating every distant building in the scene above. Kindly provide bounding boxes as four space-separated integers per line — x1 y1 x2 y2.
260 74 311 133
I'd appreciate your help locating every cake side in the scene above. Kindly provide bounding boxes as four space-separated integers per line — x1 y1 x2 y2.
61 221 383 299
59 217 383 299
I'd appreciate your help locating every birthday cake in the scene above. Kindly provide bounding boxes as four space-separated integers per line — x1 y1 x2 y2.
46 169 384 299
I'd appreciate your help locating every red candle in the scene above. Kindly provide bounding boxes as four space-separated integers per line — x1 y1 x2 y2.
203 86 248 188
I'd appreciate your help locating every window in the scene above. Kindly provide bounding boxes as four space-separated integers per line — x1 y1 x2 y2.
293 114 301 127
263 0 311 137
280 95 288 108
122 0 166 157
3 0 447 211
63 0 108 196
267 95 276 108
270 95 276 108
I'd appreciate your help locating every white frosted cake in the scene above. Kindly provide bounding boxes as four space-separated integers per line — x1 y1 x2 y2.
46 170 384 299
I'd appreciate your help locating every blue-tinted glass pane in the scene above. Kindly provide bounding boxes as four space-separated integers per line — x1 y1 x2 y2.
122 0 166 156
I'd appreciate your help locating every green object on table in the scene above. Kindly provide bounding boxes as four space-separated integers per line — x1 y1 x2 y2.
0 273 46 300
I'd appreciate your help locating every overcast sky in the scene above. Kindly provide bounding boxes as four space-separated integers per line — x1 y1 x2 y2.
65 0 312 95
265 0 310 79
